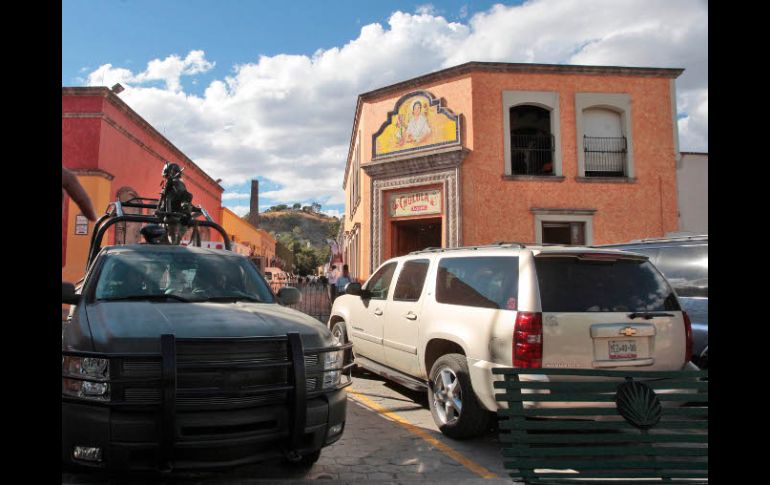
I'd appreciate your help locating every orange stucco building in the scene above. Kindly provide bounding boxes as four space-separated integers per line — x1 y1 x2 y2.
341 62 683 280
62 87 278 283
221 207 276 271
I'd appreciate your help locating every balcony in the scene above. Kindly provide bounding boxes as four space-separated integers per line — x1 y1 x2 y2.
584 136 627 177
510 134 554 176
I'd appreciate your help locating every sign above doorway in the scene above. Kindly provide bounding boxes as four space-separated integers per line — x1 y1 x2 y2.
389 189 442 218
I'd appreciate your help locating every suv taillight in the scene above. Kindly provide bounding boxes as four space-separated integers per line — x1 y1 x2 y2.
514 312 542 368
683 311 693 365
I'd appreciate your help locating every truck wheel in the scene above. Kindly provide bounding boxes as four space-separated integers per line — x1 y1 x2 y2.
331 320 348 345
331 320 359 375
283 449 321 468
428 353 490 439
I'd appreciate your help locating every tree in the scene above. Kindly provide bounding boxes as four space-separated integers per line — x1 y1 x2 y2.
292 203 301 210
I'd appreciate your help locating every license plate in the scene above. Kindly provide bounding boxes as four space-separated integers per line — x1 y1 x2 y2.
609 339 638 360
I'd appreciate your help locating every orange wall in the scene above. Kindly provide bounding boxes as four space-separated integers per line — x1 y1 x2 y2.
463 72 678 245
62 174 114 283
221 208 276 262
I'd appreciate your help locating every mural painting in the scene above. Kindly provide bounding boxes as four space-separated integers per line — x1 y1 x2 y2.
373 91 460 159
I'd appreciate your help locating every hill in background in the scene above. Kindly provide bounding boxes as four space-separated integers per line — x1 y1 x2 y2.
244 206 340 274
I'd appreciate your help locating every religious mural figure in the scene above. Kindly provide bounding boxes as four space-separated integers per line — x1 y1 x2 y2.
374 91 460 159
395 101 432 146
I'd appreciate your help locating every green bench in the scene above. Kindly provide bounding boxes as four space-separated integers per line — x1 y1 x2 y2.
492 368 708 484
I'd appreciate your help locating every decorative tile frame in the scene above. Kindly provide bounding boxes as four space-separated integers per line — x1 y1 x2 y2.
370 168 461 270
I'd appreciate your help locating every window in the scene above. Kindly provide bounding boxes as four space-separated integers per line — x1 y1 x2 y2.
583 108 626 177
542 221 585 245
653 245 708 298
502 91 562 177
510 105 554 176
393 259 430 301
575 93 634 179
534 256 680 313
365 262 397 300
436 257 519 310
350 131 361 217
533 211 594 245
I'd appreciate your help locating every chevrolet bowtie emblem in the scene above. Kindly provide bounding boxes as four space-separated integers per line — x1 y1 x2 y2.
620 327 638 337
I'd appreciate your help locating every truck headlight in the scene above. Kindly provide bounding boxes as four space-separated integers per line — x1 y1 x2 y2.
63 356 109 379
321 350 344 390
62 356 110 401
62 378 110 401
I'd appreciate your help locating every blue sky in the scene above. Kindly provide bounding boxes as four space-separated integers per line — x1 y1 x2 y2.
63 0 504 95
63 0 707 219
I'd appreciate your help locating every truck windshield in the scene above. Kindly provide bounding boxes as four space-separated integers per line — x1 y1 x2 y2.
94 250 275 303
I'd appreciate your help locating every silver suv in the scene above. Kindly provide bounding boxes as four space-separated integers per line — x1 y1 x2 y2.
329 243 693 438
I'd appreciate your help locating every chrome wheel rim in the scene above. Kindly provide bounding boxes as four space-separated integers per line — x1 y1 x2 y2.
432 366 462 425
332 324 345 344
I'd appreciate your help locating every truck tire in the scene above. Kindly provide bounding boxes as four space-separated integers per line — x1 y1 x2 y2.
428 353 490 439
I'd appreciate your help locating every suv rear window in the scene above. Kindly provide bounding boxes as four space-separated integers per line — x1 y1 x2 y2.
535 255 680 313
436 257 519 310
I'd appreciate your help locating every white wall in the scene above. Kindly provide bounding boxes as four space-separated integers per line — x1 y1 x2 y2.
677 153 708 234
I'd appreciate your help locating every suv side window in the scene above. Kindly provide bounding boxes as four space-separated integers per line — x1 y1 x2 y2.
393 259 430 302
654 245 708 297
365 262 398 300
436 257 519 309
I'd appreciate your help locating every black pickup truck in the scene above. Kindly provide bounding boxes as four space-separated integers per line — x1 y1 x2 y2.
62 197 351 471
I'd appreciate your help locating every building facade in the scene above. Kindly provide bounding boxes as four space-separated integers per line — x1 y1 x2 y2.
62 87 225 282
341 62 683 280
221 207 276 270
677 152 708 235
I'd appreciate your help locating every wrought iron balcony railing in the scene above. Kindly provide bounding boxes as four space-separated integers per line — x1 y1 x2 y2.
584 136 627 176
510 134 554 176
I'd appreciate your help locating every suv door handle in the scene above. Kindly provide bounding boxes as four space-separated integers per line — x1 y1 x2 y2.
404 312 417 321
373 308 383 316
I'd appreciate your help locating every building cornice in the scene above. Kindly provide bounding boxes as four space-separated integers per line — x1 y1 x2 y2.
69 168 115 181
361 146 469 179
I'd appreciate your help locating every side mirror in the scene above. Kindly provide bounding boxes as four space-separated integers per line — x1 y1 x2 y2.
345 283 370 299
62 282 79 305
277 286 301 305
345 282 362 296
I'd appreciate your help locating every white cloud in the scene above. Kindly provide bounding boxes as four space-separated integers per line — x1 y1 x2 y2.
221 192 251 201
84 0 707 209
322 209 342 219
228 205 251 216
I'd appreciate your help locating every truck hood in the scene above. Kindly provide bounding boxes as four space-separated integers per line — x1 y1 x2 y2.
80 301 332 354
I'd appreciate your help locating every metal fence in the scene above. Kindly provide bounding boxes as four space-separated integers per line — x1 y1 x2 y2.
584 135 627 175
269 280 332 324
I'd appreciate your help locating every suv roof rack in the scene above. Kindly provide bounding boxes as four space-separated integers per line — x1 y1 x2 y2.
630 234 708 243
86 196 231 271
595 234 708 247
408 241 528 255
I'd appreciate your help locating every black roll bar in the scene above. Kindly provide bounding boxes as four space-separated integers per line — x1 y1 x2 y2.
85 203 232 271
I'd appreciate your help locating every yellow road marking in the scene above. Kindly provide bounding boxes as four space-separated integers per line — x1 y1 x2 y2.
347 389 499 479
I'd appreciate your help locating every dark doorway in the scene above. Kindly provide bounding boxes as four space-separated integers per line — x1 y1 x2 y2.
392 218 442 257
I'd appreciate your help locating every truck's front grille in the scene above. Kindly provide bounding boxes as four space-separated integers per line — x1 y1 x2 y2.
116 337 300 412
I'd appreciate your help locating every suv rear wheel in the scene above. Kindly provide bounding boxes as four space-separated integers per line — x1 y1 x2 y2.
428 353 489 439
